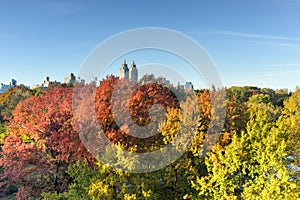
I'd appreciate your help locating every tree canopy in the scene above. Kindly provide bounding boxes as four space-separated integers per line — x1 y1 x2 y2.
0 76 298 199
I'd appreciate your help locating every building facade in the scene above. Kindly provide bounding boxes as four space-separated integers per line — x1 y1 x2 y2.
42 76 61 87
118 60 138 82
185 82 194 90
64 73 76 84
0 79 17 93
129 61 138 82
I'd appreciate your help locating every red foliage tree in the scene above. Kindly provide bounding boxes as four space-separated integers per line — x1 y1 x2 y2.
0 85 94 199
93 76 179 152
73 75 181 158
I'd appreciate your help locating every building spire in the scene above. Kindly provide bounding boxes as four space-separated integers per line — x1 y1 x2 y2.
119 59 129 80
129 60 138 82
130 60 136 68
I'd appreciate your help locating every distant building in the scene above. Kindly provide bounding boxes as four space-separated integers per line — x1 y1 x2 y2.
118 60 138 82
10 79 17 87
64 73 76 84
177 82 185 90
0 79 17 93
64 73 86 85
77 76 85 85
163 79 170 85
175 81 194 90
116 60 194 90
185 82 194 90
118 60 129 80
42 76 61 87
129 61 138 82
90 77 98 87
30 73 85 89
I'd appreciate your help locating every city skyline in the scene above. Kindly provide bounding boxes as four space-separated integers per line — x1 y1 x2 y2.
0 0 300 90
0 59 195 92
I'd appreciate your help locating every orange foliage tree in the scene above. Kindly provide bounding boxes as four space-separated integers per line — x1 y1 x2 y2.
0 85 94 199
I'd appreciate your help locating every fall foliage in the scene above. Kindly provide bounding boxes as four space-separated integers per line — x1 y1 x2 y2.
0 76 298 199
0 85 94 198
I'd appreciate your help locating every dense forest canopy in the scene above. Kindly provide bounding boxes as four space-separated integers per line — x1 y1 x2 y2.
0 76 299 199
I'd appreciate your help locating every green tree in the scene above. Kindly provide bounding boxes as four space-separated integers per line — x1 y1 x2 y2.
0 86 33 121
280 88 300 185
192 95 298 199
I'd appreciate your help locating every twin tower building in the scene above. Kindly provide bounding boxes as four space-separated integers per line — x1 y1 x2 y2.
118 60 138 82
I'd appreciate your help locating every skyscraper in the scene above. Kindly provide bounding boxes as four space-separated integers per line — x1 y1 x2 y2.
118 60 129 80
118 60 138 82
129 61 138 82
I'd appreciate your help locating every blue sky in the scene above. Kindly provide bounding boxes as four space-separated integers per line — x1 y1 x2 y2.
0 0 300 90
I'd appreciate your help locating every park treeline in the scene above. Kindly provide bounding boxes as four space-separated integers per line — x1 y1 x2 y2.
0 75 299 199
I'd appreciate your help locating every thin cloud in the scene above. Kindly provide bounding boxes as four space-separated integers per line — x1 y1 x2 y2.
196 30 300 42
264 63 300 68
256 41 300 47
255 70 300 78
45 1 84 16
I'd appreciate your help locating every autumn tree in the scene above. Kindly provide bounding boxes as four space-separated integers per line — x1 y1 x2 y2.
60 75 197 199
192 94 298 199
280 88 300 185
69 76 249 199
0 86 34 121
0 86 34 141
2 73 296 200
92 75 179 153
0 85 94 199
